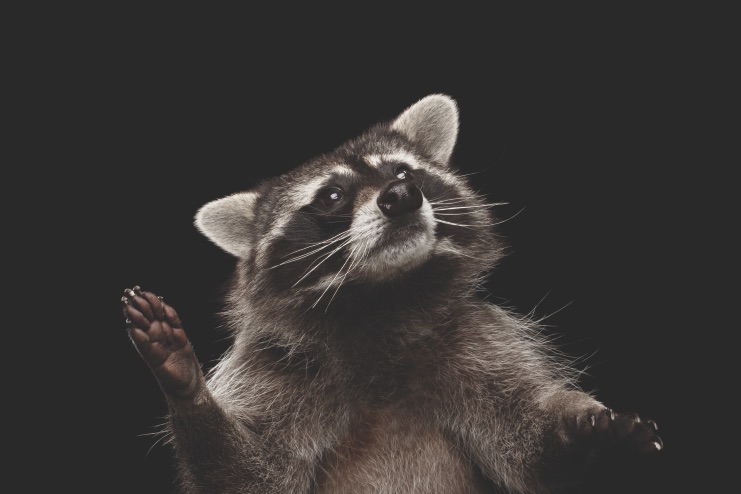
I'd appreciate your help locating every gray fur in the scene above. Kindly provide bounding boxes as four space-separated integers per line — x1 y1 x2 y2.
127 94 661 493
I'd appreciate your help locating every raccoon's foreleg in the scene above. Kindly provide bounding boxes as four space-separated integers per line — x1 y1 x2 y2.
121 286 301 493
542 389 663 456
537 389 663 485
441 375 662 493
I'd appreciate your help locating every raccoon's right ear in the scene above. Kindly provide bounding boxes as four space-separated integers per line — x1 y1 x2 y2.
391 94 459 165
194 191 258 258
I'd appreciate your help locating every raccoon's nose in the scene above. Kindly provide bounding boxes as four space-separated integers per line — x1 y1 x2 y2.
377 180 423 217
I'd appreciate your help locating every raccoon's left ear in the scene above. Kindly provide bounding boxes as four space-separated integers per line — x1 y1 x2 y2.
391 94 459 165
194 191 259 258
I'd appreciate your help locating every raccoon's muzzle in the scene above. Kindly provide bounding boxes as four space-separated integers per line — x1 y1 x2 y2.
377 180 423 218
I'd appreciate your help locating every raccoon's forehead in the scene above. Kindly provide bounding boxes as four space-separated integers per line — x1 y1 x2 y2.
362 152 421 169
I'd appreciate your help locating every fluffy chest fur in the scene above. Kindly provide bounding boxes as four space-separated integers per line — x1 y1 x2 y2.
314 405 493 494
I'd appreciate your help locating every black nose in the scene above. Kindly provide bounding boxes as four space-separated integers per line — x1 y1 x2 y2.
377 180 423 217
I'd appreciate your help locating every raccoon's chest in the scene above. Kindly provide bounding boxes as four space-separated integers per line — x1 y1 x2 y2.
312 405 493 494
335 324 441 399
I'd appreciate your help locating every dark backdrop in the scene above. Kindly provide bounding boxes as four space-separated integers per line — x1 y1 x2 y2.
31 9 725 494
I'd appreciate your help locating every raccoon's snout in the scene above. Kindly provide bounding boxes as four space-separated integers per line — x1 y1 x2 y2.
377 180 423 217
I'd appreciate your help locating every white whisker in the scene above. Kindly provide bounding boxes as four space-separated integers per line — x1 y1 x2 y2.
433 203 508 211
434 212 482 217
270 238 348 269
314 242 360 309
429 198 467 205
292 238 354 288
434 219 478 228
273 230 353 264
323 239 367 310
433 206 525 228
456 169 489 178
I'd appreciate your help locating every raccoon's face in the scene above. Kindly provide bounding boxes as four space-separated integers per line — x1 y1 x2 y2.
195 95 500 304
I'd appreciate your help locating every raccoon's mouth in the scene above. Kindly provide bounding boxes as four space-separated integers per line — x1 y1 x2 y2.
354 209 437 281
386 215 429 236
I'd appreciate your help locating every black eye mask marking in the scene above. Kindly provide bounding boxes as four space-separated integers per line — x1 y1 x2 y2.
316 187 344 208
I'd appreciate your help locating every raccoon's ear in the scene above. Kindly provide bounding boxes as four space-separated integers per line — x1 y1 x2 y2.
391 94 459 165
194 191 258 258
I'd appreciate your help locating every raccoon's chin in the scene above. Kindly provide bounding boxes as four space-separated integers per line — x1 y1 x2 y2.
360 229 436 282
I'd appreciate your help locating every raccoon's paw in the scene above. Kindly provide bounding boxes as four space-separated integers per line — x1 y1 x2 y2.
121 286 201 399
572 405 663 455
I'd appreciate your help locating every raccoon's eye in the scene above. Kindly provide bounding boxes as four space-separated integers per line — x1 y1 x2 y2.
317 187 344 207
395 165 414 180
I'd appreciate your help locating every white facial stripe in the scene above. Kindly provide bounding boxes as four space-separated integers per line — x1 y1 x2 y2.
256 214 290 268
365 155 382 168
290 176 331 206
381 152 422 168
364 152 425 171
330 164 357 177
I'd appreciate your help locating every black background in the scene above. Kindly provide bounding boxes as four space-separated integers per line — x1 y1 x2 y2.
23 6 729 493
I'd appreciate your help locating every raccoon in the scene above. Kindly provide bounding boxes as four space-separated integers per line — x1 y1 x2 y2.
121 94 662 493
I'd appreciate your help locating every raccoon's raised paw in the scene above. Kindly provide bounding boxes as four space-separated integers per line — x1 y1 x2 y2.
122 286 201 399
572 405 663 455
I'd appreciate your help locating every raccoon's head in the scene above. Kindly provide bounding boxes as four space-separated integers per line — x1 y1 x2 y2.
195 94 502 307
